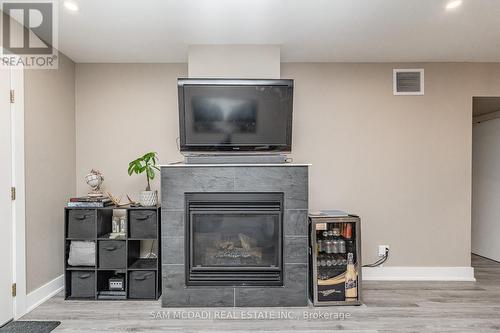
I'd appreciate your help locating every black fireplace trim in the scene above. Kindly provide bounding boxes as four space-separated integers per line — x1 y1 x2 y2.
184 192 284 287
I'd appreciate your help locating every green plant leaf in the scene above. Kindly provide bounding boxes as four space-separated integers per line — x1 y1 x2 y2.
128 157 143 176
143 152 154 161
128 152 159 183
147 167 154 180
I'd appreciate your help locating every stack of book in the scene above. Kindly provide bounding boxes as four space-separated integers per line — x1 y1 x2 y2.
67 196 113 208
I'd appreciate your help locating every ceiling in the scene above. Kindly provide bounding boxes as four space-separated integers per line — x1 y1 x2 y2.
57 0 500 63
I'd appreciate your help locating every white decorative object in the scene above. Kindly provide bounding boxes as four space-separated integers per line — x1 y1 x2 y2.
85 169 104 197
140 190 158 207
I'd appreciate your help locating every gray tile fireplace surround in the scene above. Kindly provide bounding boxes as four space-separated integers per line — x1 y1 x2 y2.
160 164 309 307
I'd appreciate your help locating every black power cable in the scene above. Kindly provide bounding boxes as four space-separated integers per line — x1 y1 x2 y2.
362 248 389 267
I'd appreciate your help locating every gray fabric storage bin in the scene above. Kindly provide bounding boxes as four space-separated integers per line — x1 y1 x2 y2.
68 241 95 266
98 241 126 269
129 210 157 238
71 271 95 298
68 210 95 238
129 271 156 299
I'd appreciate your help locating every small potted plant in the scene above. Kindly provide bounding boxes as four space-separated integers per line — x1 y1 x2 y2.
128 152 160 206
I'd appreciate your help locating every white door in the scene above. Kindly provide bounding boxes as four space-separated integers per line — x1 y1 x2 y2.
0 68 14 326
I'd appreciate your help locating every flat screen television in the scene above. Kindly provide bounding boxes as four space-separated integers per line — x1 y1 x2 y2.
178 79 294 153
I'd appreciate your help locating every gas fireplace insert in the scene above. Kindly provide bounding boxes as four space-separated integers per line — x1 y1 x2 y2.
185 192 284 287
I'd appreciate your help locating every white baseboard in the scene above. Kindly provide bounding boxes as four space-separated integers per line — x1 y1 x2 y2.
26 275 64 314
362 266 475 281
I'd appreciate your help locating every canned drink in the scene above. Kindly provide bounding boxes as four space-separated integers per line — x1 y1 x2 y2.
317 239 324 252
339 239 346 254
324 240 333 254
332 239 339 254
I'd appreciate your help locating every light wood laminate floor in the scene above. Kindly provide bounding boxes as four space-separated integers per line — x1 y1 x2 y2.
22 254 500 332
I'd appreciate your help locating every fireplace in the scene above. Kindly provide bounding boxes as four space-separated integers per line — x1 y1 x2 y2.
185 192 284 286
162 165 309 307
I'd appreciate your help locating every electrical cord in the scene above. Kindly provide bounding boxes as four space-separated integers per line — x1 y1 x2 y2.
362 248 389 267
363 248 389 267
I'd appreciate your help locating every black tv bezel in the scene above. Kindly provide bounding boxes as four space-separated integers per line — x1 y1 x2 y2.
178 78 294 153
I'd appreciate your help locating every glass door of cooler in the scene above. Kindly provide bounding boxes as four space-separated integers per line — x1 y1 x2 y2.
310 217 361 306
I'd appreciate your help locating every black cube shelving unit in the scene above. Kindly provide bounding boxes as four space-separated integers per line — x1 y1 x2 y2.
64 206 161 300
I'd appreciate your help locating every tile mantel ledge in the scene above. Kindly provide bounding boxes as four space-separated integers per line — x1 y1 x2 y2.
159 163 312 167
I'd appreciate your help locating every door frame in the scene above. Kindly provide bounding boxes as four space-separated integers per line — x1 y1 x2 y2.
10 66 26 319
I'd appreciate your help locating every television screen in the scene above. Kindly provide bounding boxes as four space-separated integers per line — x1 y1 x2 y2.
178 79 293 152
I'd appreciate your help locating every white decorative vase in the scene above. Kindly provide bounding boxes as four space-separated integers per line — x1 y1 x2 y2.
140 190 158 207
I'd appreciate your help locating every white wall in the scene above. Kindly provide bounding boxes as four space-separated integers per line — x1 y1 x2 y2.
74 62 500 268
24 53 76 292
284 62 477 267
188 45 280 78
75 63 186 199
472 117 500 261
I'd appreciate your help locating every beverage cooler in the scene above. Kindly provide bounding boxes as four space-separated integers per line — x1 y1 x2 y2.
309 211 362 306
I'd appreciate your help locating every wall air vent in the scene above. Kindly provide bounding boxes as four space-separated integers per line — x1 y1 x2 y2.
393 69 424 96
